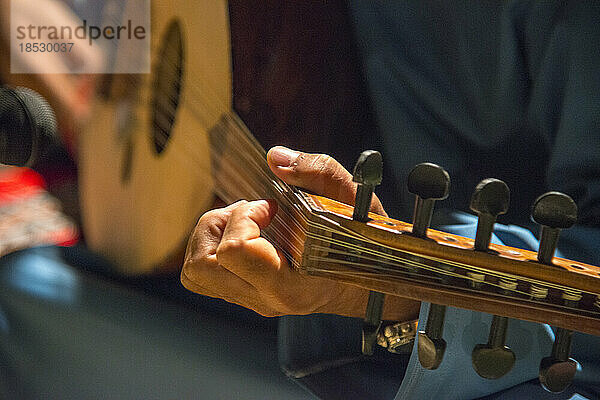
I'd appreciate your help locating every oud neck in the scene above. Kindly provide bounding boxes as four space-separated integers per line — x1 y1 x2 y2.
206 112 600 336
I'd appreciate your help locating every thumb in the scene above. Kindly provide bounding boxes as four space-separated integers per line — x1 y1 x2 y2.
267 146 385 215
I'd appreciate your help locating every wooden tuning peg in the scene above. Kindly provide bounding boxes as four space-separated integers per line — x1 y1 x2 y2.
540 325 579 393
352 150 385 356
470 179 510 252
408 163 450 370
533 192 577 265
469 179 516 379
407 163 450 238
418 303 447 370
352 151 383 222
472 314 516 380
533 192 580 393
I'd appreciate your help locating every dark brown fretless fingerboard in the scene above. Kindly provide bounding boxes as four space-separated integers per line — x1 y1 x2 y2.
302 193 600 335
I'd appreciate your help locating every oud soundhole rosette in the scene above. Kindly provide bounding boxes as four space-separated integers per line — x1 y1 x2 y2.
151 19 185 155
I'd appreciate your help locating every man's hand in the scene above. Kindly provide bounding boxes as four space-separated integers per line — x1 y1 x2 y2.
181 147 420 320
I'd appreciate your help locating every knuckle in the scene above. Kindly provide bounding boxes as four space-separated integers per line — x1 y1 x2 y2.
197 209 224 227
305 154 353 194
197 200 248 228
216 238 248 262
311 154 334 174
231 202 252 217
297 153 335 181
317 154 344 180
207 222 223 238
182 249 210 274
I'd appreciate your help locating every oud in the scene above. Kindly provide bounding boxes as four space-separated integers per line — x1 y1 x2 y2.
80 0 599 393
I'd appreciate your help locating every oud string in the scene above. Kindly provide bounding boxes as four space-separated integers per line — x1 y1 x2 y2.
303 211 600 298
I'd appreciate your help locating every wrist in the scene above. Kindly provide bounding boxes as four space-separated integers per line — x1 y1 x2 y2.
315 284 420 322
314 284 369 317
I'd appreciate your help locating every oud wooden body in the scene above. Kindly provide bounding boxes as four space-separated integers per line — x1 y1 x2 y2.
80 0 230 273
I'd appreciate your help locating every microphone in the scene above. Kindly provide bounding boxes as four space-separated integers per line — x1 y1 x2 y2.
0 86 57 166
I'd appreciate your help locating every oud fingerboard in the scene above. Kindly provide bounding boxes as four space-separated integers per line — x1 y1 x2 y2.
301 193 600 335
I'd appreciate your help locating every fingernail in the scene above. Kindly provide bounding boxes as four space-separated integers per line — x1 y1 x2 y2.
269 146 299 167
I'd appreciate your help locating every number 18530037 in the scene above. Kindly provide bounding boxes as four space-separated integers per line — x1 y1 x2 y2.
19 42 74 53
